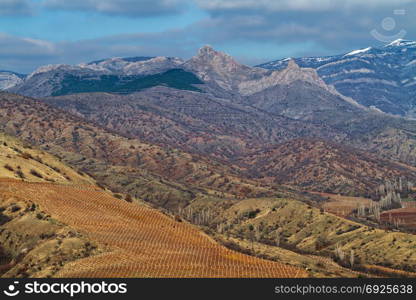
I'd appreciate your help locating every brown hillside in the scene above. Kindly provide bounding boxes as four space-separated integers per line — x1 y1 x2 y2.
43 88 342 160
0 92 279 209
240 139 416 197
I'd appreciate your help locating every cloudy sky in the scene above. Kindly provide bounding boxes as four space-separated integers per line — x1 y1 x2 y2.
1 0 415 73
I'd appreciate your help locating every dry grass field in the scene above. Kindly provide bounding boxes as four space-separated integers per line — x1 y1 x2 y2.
0 133 94 185
192 197 416 275
0 179 307 278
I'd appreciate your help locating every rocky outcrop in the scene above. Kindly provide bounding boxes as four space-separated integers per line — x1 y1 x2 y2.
183 45 268 91
238 59 329 96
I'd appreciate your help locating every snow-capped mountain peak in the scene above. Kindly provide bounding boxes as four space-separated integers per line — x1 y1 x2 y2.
385 39 416 47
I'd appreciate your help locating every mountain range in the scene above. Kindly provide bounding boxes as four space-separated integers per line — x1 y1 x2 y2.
259 39 416 118
2 39 415 119
1 41 416 278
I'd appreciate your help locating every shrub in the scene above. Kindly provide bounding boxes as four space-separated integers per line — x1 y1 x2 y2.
245 209 261 219
30 169 43 178
125 194 133 203
16 170 25 179
34 156 43 163
50 166 62 173
96 182 106 190
11 205 21 212
20 152 33 160
4 164 14 172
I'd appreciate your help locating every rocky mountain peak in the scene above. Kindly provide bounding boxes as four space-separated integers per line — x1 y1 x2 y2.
184 45 258 91
286 59 300 70
197 45 216 57
193 45 240 67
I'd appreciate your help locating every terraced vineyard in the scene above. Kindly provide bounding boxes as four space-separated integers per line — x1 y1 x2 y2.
316 193 376 218
381 208 416 230
0 179 306 278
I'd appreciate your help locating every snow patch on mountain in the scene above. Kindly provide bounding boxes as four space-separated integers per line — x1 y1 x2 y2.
0 72 24 90
386 39 416 47
27 64 71 79
345 47 372 56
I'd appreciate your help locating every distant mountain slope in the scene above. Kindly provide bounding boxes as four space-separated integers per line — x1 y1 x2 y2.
7 56 184 97
43 87 344 159
42 79 416 168
241 80 364 121
239 139 416 197
52 69 203 96
258 39 416 118
82 56 183 75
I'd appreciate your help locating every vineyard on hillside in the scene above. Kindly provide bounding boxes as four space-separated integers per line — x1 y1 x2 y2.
0 179 307 278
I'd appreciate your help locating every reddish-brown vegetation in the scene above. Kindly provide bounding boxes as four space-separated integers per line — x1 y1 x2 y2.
314 192 376 218
381 208 416 230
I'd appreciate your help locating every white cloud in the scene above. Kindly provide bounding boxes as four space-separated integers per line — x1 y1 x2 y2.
196 0 414 12
0 30 199 73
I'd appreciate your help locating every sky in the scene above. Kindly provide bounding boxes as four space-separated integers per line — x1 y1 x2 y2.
0 0 415 73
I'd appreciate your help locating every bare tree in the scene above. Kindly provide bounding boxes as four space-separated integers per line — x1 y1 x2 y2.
357 203 366 217
216 223 224 234
254 225 261 242
275 228 282 247
334 243 345 262
350 250 355 268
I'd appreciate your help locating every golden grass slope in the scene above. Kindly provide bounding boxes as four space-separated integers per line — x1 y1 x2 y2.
190 197 416 275
0 132 94 185
0 179 307 278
